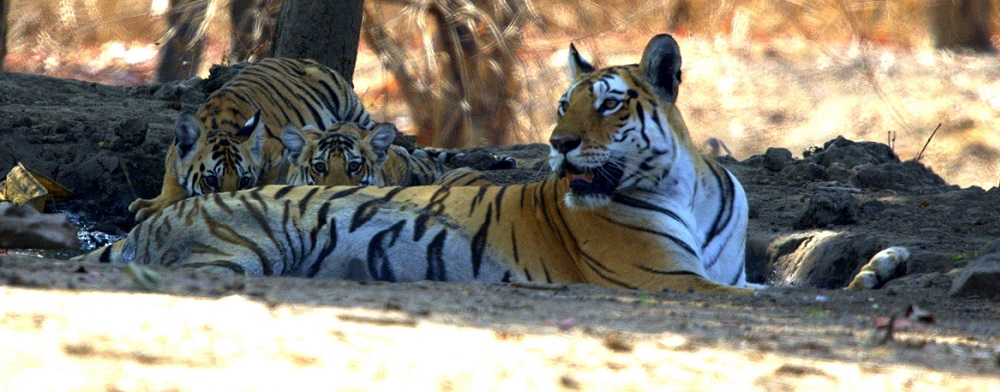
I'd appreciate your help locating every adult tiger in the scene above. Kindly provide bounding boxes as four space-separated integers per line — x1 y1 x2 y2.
75 35 754 295
129 58 374 222
280 121 514 187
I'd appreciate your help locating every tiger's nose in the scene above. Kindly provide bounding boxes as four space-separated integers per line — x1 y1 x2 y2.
550 136 582 154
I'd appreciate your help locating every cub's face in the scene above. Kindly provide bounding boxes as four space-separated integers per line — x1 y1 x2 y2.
282 122 396 187
550 36 684 210
173 111 265 196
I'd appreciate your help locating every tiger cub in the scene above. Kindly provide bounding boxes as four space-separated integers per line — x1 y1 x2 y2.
129 58 374 222
75 34 761 295
280 122 512 187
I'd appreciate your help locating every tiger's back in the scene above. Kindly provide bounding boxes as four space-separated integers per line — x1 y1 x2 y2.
129 58 374 222
77 181 741 293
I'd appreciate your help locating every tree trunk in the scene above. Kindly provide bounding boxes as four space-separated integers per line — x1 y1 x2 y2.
156 0 208 82
229 0 279 61
0 0 8 70
273 0 365 84
927 0 996 53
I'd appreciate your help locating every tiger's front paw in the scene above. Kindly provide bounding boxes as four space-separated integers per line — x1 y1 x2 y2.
129 198 167 222
847 246 910 289
488 155 517 170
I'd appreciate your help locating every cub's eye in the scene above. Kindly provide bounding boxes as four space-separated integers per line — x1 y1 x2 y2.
238 176 253 189
312 161 327 174
600 98 621 111
347 161 362 173
204 175 219 190
558 101 569 116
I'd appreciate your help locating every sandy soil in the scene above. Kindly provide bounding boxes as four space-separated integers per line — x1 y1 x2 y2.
0 69 999 390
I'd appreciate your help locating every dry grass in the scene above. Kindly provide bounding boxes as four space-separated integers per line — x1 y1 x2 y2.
4 0 999 187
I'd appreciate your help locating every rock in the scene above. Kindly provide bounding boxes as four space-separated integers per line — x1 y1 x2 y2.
980 239 1000 256
765 231 886 289
782 162 826 181
152 83 180 100
12 116 32 128
762 147 793 171
948 255 1000 298
854 161 946 191
858 199 885 216
808 136 898 168
793 189 859 229
745 233 775 284
113 117 148 146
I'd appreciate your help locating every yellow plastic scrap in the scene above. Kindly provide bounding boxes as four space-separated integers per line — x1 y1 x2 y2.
0 163 72 211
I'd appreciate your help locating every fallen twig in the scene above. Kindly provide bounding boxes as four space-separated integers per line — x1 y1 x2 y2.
914 123 942 162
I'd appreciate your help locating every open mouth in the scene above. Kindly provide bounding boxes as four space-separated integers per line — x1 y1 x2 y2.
561 161 623 197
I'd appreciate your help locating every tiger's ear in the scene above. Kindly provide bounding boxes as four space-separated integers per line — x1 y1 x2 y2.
366 123 397 164
281 124 307 163
175 112 203 161
248 116 266 165
236 109 263 138
640 34 683 103
568 43 595 80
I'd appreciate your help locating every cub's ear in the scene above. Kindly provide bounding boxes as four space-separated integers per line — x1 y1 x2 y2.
175 112 203 161
281 124 307 163
640 34 683 103
236 109 264 138
248 117 267 165
568 43 595 80
366 123 398 164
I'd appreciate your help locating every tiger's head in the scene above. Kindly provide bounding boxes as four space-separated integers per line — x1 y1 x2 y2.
550 34 695 210
281 122 397 186
172 109 267 196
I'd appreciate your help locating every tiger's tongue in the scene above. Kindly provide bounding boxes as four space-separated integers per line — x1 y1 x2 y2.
570 173 594 183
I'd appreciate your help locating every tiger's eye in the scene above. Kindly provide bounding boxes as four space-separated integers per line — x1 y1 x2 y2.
347 161 362 173
601 98 620 110
313 162 327 174
238 176 253 189
204 175 219 189
558 101 569 115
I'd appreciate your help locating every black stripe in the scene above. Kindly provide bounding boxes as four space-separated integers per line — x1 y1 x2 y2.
510 228 520 265
308 215 338 277
211 193 233 215
366 220 406 281
635 265 695 275
280 200 297 274
413 186 450 242
425 230 448 281
469 186 488 216
578 250 636 289
98 246 112 263
493 186 507 221
274 185 295 200
202 212 272 275
595 214 699 259
350 187 404 232
470 204 492 278
730 262 745 286
612 194 686 226
298 187 320 213
182 261 247 274
540 258 553 283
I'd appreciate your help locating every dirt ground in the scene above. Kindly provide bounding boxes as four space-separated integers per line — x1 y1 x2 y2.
0 70 999 390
